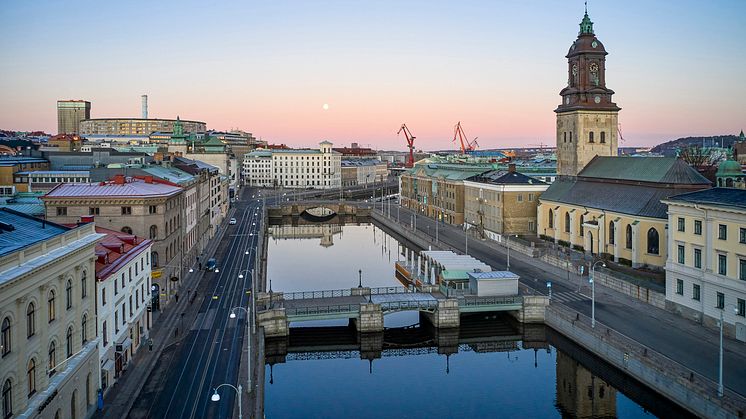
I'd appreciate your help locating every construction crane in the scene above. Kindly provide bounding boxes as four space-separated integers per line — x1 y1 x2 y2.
452 121 479 154
397 124 416 168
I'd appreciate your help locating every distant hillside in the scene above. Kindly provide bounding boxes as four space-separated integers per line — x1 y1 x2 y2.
651 135 739 156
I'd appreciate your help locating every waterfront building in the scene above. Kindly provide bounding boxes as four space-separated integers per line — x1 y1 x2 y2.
340 159 388 187
556 351 616 418
80 118 206 136
536 11 711 268
463 165 549 239
0 209 102 419
538 157 710 268
663 188 746 341
57 100 91 135
400 163 493 225
94 227 152 392
42 175 186 309
242 141 342 189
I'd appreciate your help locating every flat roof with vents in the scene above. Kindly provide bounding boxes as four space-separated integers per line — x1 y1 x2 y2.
0 208 69 256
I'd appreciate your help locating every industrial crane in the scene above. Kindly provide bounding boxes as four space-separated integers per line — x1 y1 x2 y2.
452 121 479 154
397 124 416 168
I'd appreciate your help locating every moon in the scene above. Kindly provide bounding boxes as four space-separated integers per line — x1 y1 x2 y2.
322 103 329 111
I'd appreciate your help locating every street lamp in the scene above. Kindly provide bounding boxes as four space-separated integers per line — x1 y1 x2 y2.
590 261 606 328
230 306 252 392
210 383 243 419
719 304 739 397
546 281 552 299
506 234 518 271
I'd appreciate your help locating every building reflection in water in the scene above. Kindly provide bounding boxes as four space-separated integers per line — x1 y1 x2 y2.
269 224 343 247
556 351 616 418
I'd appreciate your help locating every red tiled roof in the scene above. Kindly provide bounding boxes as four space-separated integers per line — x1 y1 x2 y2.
92 227 152 281
44 176 182 198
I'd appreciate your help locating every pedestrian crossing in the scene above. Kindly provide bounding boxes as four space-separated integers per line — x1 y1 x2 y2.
551 291 590 304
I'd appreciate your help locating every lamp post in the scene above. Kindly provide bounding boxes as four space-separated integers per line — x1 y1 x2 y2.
506 234 518 271
590 261 606 328
230 305 251 392
546 281 552 299
464 222 469 255
210 383 242 419
358 269 362 288
719 304 739 397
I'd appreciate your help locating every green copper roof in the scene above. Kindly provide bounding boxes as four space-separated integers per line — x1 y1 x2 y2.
579 10 594 35
717 159 743 177
739 130 745 142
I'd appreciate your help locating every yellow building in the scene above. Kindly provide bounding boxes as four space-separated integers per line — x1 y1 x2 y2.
538 157 710 268
662 188 746 340
463 166 549 238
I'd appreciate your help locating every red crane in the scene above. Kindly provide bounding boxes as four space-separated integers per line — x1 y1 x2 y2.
397 124 416 168
452 121 479 154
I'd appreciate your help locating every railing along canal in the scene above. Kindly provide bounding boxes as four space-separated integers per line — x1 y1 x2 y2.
459 295 523 307
283 286 411 301
286 304 360 317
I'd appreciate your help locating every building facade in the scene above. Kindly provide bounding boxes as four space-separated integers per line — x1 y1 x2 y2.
0 209 102 419
42 176 185 310
94 228 152 393
463 166 549 239
242 141 342 189
79 118 206 136
340 159 387 187
57 100 91 135
663 188 746 341
555 11 619 177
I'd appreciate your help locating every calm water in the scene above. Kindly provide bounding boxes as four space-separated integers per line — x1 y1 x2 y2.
265 223 663 418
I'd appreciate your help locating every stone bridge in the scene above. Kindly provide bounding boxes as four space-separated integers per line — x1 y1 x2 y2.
267 201 372 220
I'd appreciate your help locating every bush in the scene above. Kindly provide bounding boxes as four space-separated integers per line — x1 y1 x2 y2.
558 239 570 247
539 234 554 242
618 258 632 267
572 244 585 252
599 252 613 261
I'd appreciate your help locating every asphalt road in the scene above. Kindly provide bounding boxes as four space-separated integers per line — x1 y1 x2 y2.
129 188 262 419
392 204 746 396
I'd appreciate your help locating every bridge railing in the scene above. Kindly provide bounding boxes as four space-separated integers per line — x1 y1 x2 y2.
284 289 352 300
380 299 438 312
459 295 523 307
370 286 410 295
286 304 360 317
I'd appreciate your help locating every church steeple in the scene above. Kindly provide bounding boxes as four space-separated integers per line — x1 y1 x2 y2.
579 5 594 35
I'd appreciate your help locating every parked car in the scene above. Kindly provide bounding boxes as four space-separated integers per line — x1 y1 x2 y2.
229 218 237 225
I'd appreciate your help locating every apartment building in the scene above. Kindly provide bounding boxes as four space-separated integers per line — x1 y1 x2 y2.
242 141 342 189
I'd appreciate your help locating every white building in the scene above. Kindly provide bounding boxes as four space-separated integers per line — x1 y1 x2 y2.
94 227 152 393
243 141 341 189
663 188 746 341
0 209 103 419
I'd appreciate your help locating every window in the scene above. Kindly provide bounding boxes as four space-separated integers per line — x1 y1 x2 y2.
86 373 92 407
516 194 523 202
121 305 126 325
647 228 659 255
738 299 745 317
48 341 56 376
694 248 702 269
102 288 107 305
693 284 701 301
589 131 595 143
149 225 157 239
694 220 702 235
565 212 570 233
579 214 584 237
741 228 746 244
676 279 683 295
677 217 685 232
66 280 72 310
719 224 727 240
128 267 132 282
66 326 73 357
121 206 132 215
151 252 158 267
2 379 11 419
121 226 133 235
48 290 56 322
27 359 36 397
528 193 534 202
626 225 632 249
1 318 10 356
88 207 99 215
608 222 615 245
717 292 725 309
718 254 727 276
149 205 157 214
81 271 87 298
26 303 35 338
129 296 133 317
81 314 87 344
548 209 554 228
740 259 746 281
114 311 119 334
56 207 67 216
102 321 108 347
600 131 606 143
677 245 685 264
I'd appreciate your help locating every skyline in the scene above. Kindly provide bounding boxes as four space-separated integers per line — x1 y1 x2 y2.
1 0 745 150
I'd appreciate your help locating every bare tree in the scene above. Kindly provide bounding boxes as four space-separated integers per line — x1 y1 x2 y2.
678 145 719 170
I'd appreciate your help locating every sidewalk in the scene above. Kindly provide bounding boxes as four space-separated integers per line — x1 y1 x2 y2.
95 208 235 419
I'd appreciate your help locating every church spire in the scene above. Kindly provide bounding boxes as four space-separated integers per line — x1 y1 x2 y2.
579 3 594 35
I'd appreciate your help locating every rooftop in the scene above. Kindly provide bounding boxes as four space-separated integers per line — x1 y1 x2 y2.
44 176 182 198
0 156 48 166
93 227 151 281
0 208 69 256
578 156 711 185
665 188 746 210
466 170 548 185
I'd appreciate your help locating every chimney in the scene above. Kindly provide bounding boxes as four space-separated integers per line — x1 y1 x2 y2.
113 174 126 184
80 215 94 224
508 163 516 173
144 176 153 184
141 95 148 119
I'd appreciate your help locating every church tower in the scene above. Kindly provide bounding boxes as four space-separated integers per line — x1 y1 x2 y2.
556 9 620 177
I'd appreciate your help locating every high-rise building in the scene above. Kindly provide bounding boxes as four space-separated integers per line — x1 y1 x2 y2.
57 100 91 135
555 10 620 177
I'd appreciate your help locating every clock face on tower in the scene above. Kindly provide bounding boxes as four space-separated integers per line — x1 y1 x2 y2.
594 95 601 104
589 63 598 73
572 65 578 76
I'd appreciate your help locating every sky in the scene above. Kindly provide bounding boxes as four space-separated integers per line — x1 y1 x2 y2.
1 0 745 150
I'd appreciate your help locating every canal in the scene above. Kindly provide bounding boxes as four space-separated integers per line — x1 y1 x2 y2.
264 222 683 418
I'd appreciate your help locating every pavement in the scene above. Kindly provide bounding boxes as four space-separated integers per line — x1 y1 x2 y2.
381 204 746 397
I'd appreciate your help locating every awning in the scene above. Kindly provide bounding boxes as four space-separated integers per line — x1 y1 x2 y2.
116 337 132 352
101 359 115 374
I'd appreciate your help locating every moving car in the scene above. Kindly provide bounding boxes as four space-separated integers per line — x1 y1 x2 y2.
206 258 217 271
229 217 237 225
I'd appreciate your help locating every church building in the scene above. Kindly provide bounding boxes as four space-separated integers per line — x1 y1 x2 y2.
537 10 710 269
